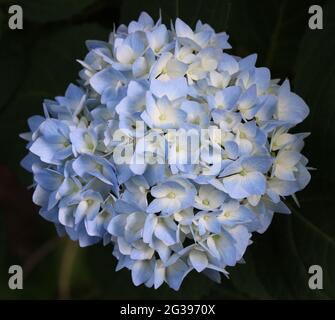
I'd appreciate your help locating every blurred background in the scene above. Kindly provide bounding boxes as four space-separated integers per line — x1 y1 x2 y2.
0 0 334 299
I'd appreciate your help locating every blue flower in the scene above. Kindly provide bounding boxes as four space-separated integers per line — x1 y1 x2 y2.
29 119 72 165
21 11 311 291
147 178 196 215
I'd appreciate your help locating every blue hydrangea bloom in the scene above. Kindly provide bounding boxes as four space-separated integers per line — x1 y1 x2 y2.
21 12 311 291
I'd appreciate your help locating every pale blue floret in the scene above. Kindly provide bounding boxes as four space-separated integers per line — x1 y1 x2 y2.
55 83 86 118
275 80 310 125
29 119 72 165
115 80 147 116
218 156 272 199
147 179 196 215
90 67 128 109
72 154 119 196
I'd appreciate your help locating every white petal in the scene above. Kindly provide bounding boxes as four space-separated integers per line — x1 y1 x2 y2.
189 250 208 272
131 260 154 286
154 219 176 246
150 77 188 100
166 259 190 290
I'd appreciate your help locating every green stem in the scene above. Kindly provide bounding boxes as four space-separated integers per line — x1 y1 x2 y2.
58 240 78 299
288 203 335 247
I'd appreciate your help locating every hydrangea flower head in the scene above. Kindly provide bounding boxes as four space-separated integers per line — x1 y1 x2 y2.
21 12 311 290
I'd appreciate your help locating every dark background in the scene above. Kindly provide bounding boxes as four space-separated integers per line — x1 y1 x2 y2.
0 0 334 299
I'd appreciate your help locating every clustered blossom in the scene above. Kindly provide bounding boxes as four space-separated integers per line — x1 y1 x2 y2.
21 12 311 290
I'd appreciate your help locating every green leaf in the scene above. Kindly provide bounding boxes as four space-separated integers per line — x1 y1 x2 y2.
17 0 96 23
0 9 4 39
0 32 27 113
120 0 313 76
294 0 335 186
212 201 334 300
1 0 333 299
0 23 108 179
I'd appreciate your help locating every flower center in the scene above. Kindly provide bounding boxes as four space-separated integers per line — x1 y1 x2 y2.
100 210 109 219
192 117 200 125
84 133 95 151
86 199 94 206
240 132 247 139
240 170 247 176
159 114 166 121
226 116 233 124
202 199 210 206
167 192 176 199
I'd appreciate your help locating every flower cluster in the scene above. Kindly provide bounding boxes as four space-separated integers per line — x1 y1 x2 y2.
21 12 311 290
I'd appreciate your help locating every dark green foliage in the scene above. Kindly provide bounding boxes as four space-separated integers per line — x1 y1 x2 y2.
0 0 333 299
